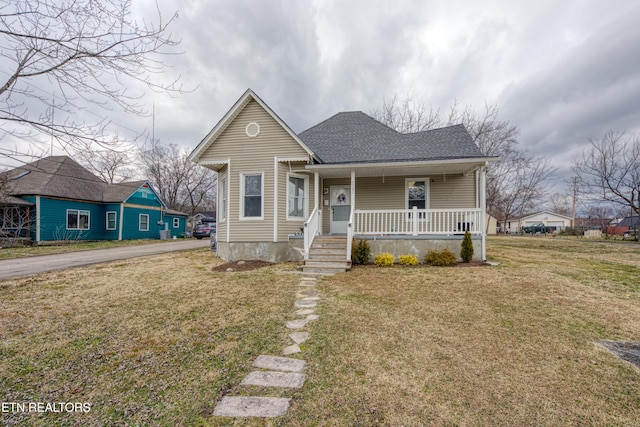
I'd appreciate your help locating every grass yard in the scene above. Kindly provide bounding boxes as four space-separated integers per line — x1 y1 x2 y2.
0 239 170 260
1 237 640 426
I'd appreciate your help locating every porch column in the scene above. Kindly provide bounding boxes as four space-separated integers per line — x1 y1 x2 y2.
314 171 320 233
350 169 355 212
480 165 487 261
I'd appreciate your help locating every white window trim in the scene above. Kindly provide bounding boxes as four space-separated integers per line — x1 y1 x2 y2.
173 217 179 228
106 211 117 230
66 209 90 230
239 172 264 221
286 172 309 221
219 176 227 223
405 177 430 216
139 214 149 231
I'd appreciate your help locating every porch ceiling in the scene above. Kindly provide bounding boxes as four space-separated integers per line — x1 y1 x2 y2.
306 158 493 178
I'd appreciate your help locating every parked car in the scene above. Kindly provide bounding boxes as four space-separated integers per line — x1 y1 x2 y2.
192 222 216 239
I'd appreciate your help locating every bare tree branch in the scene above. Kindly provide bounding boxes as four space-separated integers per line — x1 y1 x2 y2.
0 0 184 153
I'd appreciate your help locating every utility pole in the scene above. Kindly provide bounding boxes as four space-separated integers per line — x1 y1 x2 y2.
571 176 578 230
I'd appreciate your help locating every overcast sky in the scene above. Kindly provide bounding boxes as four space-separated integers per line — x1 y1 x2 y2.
4 0 640 193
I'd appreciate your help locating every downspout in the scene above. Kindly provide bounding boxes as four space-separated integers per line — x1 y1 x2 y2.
273 157 278 243
226 160 231 243
479 165 487 262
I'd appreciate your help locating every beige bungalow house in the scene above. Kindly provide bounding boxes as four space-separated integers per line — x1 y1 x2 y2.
189 89 499 273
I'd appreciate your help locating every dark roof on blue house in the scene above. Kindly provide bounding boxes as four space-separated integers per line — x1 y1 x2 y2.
299 111 484 164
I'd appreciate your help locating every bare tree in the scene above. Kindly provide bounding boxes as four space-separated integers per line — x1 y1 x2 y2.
547 192 573 217
573 130 640 219
75 148 137 183
0 0 182 154
372 96 554 224
140 140 217 214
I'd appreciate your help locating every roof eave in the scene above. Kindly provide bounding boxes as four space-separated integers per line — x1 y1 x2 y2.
306 156 500 170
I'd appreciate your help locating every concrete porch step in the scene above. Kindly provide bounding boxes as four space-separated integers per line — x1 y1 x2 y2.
304 260 351 268
307 252 347 261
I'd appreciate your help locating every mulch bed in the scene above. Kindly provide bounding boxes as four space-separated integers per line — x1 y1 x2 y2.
211 260 274 272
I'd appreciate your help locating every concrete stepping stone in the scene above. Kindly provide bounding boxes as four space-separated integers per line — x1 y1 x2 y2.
289 331 310 344
297 289 319 297
306 314 319 321
241 371 306 388
286 318 309 329
302 296 321 301
281 344 301 356
295 299 317 308
252 355 306 373
213 396 289 417
295 308 314 316
299 281 316 287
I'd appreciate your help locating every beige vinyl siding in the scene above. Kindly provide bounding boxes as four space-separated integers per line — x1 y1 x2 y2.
429 174 476 209
322 174 476 234
276 162 315 240
199 99 310 242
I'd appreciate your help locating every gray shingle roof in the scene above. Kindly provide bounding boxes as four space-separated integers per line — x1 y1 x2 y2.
4 156 148 204
299 111 485 164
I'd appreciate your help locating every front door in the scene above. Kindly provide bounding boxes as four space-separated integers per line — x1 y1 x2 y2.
330 186 351 234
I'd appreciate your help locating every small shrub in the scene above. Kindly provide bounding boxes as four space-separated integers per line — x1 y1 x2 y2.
398 254 419 266
351 239 371 265
425 248 457 266
374 252 395 267
460 230 474 262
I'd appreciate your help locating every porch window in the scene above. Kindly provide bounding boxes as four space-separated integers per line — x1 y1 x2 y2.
106 211 117 230
241 172 263 219
139 214 149 231
406 178 429 217
287 173 308 219
219 176 227 222
67 209 90 230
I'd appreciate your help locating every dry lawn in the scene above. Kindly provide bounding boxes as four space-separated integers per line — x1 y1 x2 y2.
1 237 640 426
0 250 301 426
283 237 640 426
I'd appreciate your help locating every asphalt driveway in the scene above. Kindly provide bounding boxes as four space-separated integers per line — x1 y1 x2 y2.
0 239 211 280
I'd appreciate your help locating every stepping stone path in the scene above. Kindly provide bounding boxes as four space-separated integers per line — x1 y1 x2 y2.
212 276 321 418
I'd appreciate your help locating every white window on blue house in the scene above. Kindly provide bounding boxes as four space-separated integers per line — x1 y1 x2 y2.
240 172 263 219
287 173 308 220
67 209 90 230
173 217 179 228
139 214 149 231
106 211 117 230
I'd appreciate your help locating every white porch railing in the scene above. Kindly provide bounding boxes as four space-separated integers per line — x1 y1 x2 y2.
353 208 482 236
303 206 320 259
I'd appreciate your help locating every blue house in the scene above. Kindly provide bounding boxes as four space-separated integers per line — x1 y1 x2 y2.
1 156 188 242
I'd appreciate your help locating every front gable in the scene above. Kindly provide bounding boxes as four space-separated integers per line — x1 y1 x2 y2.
189 89 313 168
123 182 164 208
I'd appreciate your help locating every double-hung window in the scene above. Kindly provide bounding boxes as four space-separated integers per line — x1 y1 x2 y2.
139 214 149 231
287 174 308 220
219 176 227 222
173 218 179 228
241 173 263 219
67 209 90 230
106 211 117 230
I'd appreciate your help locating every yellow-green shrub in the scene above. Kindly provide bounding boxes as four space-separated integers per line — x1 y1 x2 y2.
424 248 457 266
374 252 395 267
398 254 419 266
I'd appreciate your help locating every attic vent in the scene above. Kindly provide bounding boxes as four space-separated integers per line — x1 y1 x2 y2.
245 122 260 138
